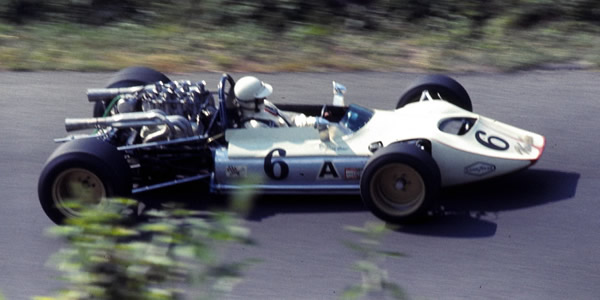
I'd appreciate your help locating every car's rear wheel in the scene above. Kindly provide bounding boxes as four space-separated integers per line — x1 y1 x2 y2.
38 138 132 224
51 167 107 218
360 143 440 223
93 66 171 117
397 74 472 111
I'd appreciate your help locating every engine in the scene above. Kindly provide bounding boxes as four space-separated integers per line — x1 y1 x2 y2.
113 80 218 142
116 81 210 117
66 80 219 143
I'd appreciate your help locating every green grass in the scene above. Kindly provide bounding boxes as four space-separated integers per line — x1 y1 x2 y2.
0 20 599 72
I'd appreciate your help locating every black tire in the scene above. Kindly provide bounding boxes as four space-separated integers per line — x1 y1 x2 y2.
396 74 472 111
38 138 132 224
93 66 171 117
360 143 441 223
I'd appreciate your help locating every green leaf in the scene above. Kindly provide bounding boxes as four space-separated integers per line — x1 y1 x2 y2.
344 225 369 234
110 226 139 237
340 285 365 300
139 222 177 234
173 245 196 258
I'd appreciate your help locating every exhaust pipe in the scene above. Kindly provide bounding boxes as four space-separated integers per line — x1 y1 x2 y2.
65 110 193 137
87 85 146 103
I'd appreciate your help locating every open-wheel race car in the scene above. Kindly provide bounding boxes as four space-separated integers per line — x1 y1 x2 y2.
38 67 545 224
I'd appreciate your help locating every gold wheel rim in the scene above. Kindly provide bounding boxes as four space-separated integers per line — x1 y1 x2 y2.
52 168 106 218
370 163 425 217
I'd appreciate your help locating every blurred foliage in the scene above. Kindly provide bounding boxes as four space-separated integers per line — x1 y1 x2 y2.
341 221 408 300
3 0 600 30
1 0 600 71
38 198 254 300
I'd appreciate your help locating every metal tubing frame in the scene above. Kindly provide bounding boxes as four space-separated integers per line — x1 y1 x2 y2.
131 173 211 194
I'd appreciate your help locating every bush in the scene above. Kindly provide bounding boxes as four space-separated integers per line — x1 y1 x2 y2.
341 222 407 300
40 199 254 300
1 0 141 24
3 0 600 32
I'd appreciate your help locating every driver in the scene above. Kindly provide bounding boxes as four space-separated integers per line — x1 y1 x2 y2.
234 76 317 128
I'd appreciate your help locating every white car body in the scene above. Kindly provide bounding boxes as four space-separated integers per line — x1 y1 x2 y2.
212 99 545 193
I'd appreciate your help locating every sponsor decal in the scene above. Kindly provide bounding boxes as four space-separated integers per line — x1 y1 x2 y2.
344 168 361 180
515 136 533 155
226 165 247 178
465 162 496 176
318 161 339 179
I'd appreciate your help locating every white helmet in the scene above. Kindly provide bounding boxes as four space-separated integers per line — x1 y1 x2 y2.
234 76 273 101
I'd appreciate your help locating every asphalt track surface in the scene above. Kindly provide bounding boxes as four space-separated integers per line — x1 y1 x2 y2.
0 71 598 299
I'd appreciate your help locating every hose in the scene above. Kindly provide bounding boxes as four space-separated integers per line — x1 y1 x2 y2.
94 95 121 134
103 95 121 117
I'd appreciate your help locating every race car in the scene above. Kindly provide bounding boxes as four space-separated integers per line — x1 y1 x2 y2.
38 67 545 224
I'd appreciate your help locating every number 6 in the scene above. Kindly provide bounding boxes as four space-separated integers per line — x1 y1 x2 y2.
476 130 509 151
264 148 289 180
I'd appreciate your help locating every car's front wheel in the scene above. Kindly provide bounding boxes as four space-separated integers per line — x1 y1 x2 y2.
38 138 132 224
397 74 472 111
360 143 440 223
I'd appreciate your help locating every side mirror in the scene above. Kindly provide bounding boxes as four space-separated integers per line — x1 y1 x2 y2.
314 117 331 142
332 81 346 107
